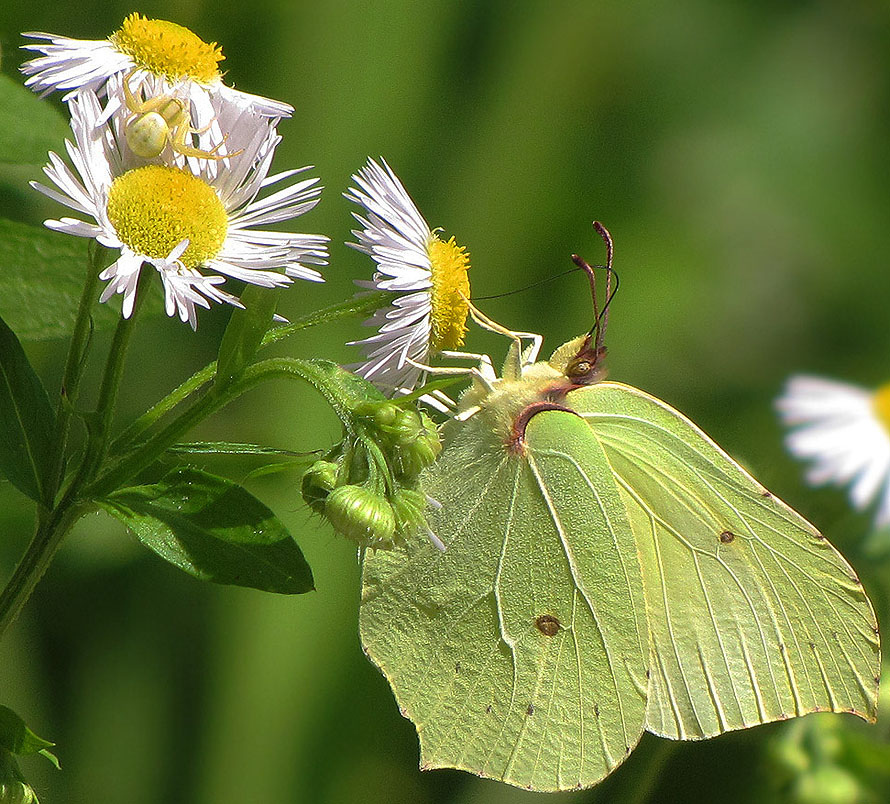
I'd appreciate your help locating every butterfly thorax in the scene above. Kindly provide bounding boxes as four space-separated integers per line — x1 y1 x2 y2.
452 334 606 455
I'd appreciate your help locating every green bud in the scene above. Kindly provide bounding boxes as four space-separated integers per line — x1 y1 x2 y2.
391 488 427 529
325 485 396 548
301 460 340 515
353 400 400 428
392 489 445 550
392 416 442 479
390 408 425 446
0 752 37 804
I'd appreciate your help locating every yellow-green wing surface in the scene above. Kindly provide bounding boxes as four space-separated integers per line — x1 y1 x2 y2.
574 381 880 740
360 410 648 791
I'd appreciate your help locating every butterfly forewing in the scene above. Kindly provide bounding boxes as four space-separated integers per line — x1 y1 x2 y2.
573 382 880 740
360 409 649 791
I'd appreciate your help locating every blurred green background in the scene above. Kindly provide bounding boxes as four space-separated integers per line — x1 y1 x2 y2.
2 1 890 802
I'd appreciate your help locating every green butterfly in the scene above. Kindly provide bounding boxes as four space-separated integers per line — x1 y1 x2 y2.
359 225 879 792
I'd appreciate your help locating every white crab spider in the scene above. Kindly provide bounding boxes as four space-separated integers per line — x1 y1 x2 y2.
121 71 240 162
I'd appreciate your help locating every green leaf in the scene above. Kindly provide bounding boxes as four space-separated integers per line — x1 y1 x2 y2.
0 316 55 503
0 706 59 768
215 284 280 387
98 467 314 594
166 441 313 457
0 75 70 167
0 219 164 340
0 219 113 340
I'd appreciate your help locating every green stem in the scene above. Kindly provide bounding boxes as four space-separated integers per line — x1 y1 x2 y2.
86 358 353 499
0 502 91 637
45 243 104 505
260 291 387 348
107 292 386 457
75 280 146 485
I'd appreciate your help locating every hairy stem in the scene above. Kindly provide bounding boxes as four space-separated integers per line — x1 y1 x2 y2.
45 243 104 505
108 292 387 456
0 502 91 637
86 358 355 499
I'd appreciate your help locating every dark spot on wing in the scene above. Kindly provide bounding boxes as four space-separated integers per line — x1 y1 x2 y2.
761 490 772 498
719 530 735 544
535 614 562 636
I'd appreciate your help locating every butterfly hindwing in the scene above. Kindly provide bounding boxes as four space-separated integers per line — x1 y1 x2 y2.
572 381 880 739
360 407 649 791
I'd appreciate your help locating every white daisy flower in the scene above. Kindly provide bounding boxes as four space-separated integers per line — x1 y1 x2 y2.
777 375 890 528
32 89 328 329
21 13 292 119
345 158 471 393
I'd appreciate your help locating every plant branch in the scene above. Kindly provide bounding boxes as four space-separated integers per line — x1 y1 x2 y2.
45 243 104 506
108 292 387 456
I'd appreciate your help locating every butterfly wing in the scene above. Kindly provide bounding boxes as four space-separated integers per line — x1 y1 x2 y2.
360 408 649 791
572 381 880 740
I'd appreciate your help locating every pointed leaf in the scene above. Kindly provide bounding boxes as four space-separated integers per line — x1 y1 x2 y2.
215 284 279 387
0 706 59 768
166 441 312 457
98 467 313 594
0 316 54 502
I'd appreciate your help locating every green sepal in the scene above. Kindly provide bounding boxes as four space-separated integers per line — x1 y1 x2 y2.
0 316 55 504
0 707 59 769
215 285 280 388
97 467 314 594
0 75 70 167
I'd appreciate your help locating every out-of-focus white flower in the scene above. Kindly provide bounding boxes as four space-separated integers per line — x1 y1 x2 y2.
777 375 890 528
345 158 471 394
21 13 292 119
32 90 328 329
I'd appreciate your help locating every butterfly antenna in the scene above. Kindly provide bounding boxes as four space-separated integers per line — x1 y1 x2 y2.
592 221 616 352
571 222 619 354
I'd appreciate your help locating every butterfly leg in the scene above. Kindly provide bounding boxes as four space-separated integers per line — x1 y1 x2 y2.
462 295 543 372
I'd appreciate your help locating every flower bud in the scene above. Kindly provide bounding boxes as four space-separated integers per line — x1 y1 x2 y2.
0 752 37 804
300 460 339 515
392 416 442 479
353 400 399 428
390 408 425 446
325 485 396 548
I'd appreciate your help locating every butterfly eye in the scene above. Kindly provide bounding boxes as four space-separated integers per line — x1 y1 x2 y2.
568 360 592 378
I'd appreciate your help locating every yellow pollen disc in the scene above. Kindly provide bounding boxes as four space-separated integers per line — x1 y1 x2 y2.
106 165 228 268
873 384 890 433
428 235 471 352
110 13 223 83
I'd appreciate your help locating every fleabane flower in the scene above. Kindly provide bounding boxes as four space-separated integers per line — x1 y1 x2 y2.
345 158 471 394
777 375 890 528
32 90 328 329
21 13 292 120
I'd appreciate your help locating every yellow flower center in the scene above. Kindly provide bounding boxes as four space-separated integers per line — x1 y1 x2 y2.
106 165 228 268
110 13 223 84
428 235 471 352
874 384 890 433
